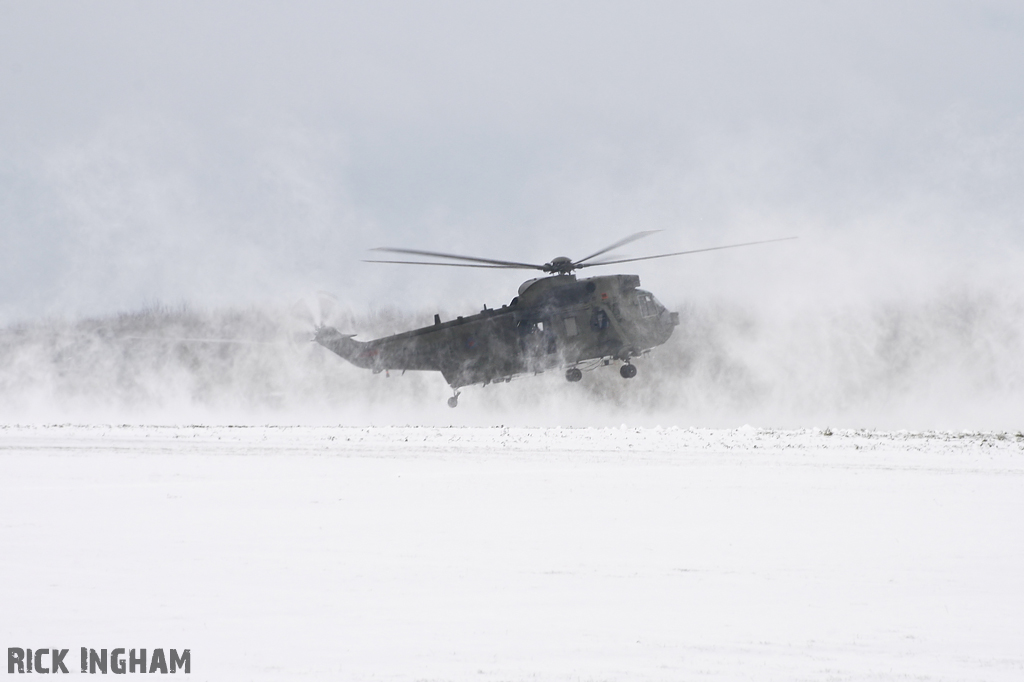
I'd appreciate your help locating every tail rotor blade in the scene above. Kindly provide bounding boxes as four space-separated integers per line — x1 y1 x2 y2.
316 290 339 327
290 299 318 328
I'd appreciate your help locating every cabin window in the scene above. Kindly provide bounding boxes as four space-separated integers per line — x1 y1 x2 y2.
591 308 610 330
518 320 557 354
564 317 578 337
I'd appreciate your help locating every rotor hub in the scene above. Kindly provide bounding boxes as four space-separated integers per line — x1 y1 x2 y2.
544 256 575 274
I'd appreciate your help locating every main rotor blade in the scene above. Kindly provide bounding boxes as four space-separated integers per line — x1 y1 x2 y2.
363 259 533 269
573 230 661 266
576 236 798 268
370 247 544 270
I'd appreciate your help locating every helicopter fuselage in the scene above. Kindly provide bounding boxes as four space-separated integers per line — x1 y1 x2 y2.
315 273 678 389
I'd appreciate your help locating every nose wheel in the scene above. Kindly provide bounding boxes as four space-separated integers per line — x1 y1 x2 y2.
619 363 637 379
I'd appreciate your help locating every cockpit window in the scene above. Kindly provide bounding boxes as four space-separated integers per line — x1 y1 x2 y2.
638 293 656 317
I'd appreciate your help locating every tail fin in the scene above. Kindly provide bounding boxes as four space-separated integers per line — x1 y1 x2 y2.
314 327 373 369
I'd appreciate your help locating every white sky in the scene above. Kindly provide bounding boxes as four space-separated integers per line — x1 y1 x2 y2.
2 1 1023 321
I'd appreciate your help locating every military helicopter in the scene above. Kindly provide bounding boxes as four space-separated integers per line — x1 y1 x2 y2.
314 232 793 407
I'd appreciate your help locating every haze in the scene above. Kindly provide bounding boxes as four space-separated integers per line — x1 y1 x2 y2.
1 1 1022 427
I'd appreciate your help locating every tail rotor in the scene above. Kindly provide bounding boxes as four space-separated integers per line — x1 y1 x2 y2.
290 291 343 341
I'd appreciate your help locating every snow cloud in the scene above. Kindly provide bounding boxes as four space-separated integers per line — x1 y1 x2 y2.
1 1 1022 426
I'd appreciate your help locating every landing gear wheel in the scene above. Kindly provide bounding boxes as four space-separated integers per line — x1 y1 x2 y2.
565 367 583 382
447 391 461 408
620 363 637 379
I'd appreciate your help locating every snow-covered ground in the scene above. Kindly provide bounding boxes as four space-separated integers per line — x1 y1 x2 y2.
3 425 1023 680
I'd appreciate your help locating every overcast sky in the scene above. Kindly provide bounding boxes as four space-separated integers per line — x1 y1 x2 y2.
2 1 1023 322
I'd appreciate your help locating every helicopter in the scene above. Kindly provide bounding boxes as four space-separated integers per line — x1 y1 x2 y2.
314 232 793 407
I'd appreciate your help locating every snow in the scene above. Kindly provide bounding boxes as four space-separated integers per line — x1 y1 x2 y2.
2 425 1023 680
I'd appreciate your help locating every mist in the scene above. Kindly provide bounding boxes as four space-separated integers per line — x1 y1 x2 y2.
2 1 1022 427
1 292 1019 430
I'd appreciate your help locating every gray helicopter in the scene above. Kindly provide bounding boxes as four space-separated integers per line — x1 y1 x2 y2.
315 232 793 407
